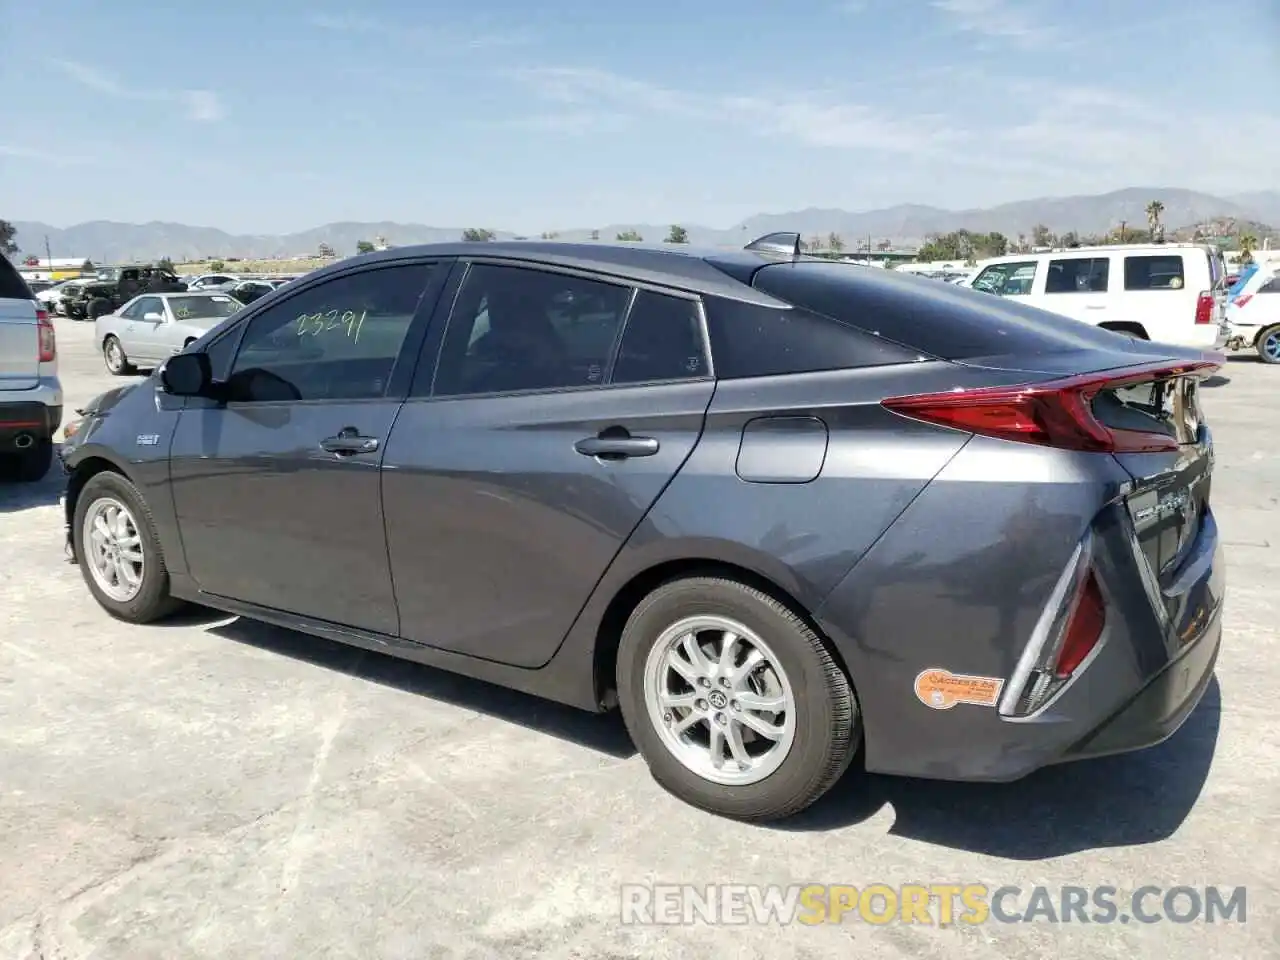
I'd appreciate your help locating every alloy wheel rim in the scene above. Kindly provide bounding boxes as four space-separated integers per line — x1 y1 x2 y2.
106 340 122 370
1265 332 1280 361
643 614 797 786
83 497 145 602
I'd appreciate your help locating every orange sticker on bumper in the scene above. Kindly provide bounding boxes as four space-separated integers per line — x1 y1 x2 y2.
914 669 1004 710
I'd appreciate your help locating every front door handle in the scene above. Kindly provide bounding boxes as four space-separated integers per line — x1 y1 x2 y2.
574 433 659 459
320 428 380 455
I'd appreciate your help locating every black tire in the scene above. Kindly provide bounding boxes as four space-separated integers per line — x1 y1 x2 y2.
1255 325 1280 365
616 576 859 821
5 438 53 482
103 335 134 376
87 298 112 320
73 471 184 623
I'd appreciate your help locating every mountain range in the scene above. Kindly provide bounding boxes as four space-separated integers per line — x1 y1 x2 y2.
11 187 1279 264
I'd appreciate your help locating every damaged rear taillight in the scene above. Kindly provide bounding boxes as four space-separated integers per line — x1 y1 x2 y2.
999 533 1108 718
882 358 1221 454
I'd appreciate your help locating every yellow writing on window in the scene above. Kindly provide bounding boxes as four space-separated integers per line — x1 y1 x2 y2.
295 309 367 343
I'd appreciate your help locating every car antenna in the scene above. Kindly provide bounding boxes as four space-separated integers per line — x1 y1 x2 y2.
744 231 801 259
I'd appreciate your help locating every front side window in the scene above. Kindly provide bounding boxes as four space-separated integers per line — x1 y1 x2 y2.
1045 257 1110 293
225 262 434 403
1124 255 1186 291
133 297 162 319
431 264 631 397
971 261 1037 296
612 290 707 383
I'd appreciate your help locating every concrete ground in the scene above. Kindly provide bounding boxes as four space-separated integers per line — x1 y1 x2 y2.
0 317 1277 959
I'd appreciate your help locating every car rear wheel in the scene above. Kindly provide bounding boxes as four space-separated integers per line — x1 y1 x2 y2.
1256 325 1280 364
74 471 184 623
616 576 859 821
103 336 134 375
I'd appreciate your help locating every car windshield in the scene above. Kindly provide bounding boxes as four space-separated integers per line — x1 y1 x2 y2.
167 295 241 320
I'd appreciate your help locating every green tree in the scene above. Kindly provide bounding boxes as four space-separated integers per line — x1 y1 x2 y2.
0 218 16 256
157 257 175 272
827 232 845 253
539 231 561 240
210 260 226 271
1238 232 1258 265
665 225 689 244
461 228 495 242
807 235 823 253
356 240 376 254
616 230 643 242
1146 200 1165 243
1059 231 1080 249
1031 224 1055 248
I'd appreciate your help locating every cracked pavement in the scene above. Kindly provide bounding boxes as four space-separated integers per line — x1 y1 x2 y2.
0 318 1277 959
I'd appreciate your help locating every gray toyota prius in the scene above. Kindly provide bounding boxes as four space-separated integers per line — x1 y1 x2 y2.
58 234 1226 821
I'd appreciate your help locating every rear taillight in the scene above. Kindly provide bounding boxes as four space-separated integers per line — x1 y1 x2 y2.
1053 572 1106 678
1195 291 1214 324
1000 534 1108 718
881 359 1221 454
1233 294 1253 308
36 308 56 362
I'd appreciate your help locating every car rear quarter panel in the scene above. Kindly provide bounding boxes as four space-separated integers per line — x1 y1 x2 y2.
815 434 1135 780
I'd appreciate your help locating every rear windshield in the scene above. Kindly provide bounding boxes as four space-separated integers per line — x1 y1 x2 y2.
0 258 33 301
752 260 1135 361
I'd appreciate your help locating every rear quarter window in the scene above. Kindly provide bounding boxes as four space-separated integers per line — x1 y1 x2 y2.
1124 255 1185 291
701 294 920 379
972 261 1037 296
0 258 34 301
752 260 1136 361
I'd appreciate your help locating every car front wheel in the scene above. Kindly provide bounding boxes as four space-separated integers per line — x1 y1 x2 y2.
103 336 134 375
73 471 184 623
617 576 859 821
1256 325 1280 365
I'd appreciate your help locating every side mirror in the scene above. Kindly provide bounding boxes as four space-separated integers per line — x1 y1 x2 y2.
143 312 164 322
161 351 213 397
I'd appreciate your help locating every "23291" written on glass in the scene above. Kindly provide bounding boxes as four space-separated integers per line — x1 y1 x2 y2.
295 309 367 343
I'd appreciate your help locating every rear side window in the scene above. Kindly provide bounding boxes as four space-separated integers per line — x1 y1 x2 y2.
702 294 919 379
1045 257 1109 293
752 260 1138 361
971 261 1037 296
0 258 33 300
612 290 707 384
1124 255 1185 291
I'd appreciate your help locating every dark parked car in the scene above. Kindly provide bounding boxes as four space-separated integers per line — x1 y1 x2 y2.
58 235 1225 821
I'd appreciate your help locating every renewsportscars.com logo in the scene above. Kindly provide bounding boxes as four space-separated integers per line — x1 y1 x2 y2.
620 884 1247 926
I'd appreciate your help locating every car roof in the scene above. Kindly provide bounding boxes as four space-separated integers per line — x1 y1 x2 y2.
309 240 795 305
980 244 1210 266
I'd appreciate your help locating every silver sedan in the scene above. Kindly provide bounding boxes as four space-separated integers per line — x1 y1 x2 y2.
96 292 242 375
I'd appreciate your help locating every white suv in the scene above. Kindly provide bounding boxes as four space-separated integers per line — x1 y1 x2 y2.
969 243 1230 349
0 256 62 481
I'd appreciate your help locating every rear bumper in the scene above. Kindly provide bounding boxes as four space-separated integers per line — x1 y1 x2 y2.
0 378 63 450
816 442 1225 784
1062 603 1220 761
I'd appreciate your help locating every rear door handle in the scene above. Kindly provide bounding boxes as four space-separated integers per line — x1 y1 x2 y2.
320 429 380 455
574 435 659 459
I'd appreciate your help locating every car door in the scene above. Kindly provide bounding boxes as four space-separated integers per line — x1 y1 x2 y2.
168 259 448 634
1039 255 1112 327
124 296 167 361
380 261 715 668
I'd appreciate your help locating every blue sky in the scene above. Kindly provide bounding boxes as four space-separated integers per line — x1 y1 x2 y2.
1 0 1277 234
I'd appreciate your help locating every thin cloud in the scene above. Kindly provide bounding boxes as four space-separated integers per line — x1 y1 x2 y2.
308 11 532 49
0 144 95 166
930 0 1062 47
51 60 225 122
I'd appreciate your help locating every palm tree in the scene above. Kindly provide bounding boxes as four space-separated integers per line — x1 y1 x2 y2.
1146 200 1165 243
1238 232 1258 265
